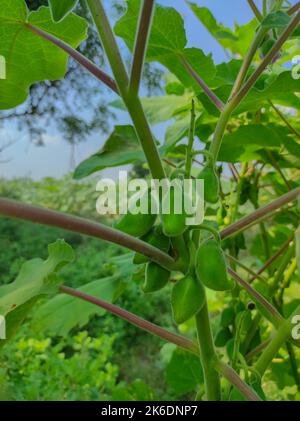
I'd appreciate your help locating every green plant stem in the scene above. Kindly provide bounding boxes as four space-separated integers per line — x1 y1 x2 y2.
185 100 196 178
209 12 299 164
86 0 129 94
268 244 295 294
235 11 300 105
263 0 267 15
87 0 166 180
232 163 248 223
198 223 220 242
129 0 155 96
60 285 198 354
209 101 235 164
27 24 118 93
286 341 300 390
225 254 268 284
0 197 176 271
209 26 267 163
181 58 224 111
259 219 271 260
247 0 263 20
277 258 297 307
195 299 221 401
254 318 294 376
288 2 300 15
214 361 262 401
230 27 266 100
245 338 272 361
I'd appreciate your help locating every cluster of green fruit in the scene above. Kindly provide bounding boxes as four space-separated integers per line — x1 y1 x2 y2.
114 162 234 325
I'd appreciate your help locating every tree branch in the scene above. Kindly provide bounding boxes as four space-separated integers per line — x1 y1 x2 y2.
60 285 198 354
129 0 155 96
181 57 225 111
235 11 300 105
214 360 262 401
288 2 300 15
0 198 176 271
220 187 300 240
249 234 294 282
27 24 118 94
247 0 263 20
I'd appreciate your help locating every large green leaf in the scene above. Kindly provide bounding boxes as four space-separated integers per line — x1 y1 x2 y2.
218 124 288 163
261 11 291 29
199 71 300 116
0 240 74 317
111 94 192 126
114 0 215 92
166 347 203 395
187 2 258 56
0 0 87 110
0 240 74 344
74 125 145 179
49 0 79 22
296 226 300 278
33 275 124 336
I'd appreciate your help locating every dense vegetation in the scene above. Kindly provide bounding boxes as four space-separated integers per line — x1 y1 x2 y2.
0 0 300 401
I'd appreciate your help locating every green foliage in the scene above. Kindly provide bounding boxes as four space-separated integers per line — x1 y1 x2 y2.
49 0 79 22
0 0 87 109
0 240 74 345
142 262 170 293
171 274 205 324
115 0 215 92
165 347 203 395
74 126 144 179
1 0 300 403
2 328 119 400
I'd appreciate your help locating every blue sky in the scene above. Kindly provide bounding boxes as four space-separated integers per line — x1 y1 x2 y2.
0 0 297 180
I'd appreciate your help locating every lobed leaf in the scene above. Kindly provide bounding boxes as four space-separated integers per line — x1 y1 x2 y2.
0 0 87 110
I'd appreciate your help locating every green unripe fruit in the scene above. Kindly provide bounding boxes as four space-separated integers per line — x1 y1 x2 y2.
114 189 156 237
196 238 234 291
198 164 219 204
261 38 276 57
220 307 235 327
171 274 205 324
142 262 170 293
214 327 232 348
133 225 170 264
161 188 187 237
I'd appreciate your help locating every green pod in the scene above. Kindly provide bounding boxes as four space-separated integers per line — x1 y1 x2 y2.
198 164 219 204
214 327 232 348
220 307 235 328
133 225 170 265
142 262 170 293
261 38 276 57
196 238 234 291
171 274 205 324
161 188 187 237
114 189 156 237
